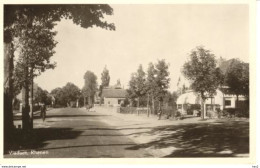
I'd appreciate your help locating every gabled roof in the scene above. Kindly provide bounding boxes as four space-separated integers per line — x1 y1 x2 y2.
101 88 127 98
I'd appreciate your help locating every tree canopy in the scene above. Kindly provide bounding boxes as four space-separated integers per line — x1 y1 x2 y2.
4 4 115 42
153 59 170 102
34 86 52 105
82 71 98 102
146 63 156 96
224 59 249 97
101 66 110 87
51 83 81 107
127 65 146 106
183 46 222 99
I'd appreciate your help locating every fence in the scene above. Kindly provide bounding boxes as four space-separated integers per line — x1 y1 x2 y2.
119 106 177 117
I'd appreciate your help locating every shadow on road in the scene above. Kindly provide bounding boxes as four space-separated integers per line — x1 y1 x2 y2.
14 114 109 120
45 114 109 119
4 127 83 154
125 120 249 157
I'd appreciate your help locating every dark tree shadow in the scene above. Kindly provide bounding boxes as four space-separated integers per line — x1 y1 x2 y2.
4 127 83 154
125 120 249 157
13 114 109 120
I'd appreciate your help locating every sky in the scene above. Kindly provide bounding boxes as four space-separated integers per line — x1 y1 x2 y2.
34 4 249 93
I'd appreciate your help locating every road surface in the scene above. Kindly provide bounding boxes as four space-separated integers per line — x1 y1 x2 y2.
6 108 153 158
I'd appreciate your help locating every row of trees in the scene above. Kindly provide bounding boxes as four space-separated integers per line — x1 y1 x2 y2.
126 47 249 120
127 60 170 116
50 66 111 108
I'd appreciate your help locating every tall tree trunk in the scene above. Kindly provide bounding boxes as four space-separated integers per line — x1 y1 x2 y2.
158 100 162 120
88 96 92 107
201 98 205 120
147 94 150 117
4 40 14 148
137 97 140 115
29 67 34 129
84 97 86 107
22 65 30 130
236 94 239 108
152 95 155 115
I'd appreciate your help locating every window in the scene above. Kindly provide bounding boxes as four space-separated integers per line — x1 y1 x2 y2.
225 100 231 106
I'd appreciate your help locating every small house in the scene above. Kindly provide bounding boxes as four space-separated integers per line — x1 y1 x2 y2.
101 88 127 106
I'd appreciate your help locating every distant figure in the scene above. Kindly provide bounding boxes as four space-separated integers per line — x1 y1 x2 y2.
40 103 46 121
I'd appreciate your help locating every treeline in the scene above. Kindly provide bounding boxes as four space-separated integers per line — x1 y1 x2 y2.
126 59 175 116
51 82 83 108
51 66 111 108
126 47 249 119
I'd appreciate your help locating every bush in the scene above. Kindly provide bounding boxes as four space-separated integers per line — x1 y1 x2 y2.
175 111 183 120
222 108 249 118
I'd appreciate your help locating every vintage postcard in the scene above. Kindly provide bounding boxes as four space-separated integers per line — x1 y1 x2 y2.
0 0 257 166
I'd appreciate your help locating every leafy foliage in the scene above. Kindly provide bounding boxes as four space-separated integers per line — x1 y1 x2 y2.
34 86 52 105
101 66 110 87
182 46 222 119
146 63 156 96
182 46 222 99
224 59 249 97
127 65 146 105
153 59 170 102
51 83 81 107
13 18 57 89
82 71 98 99
4 5 115 41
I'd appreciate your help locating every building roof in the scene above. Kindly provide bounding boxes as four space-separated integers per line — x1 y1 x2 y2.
176 91 200 104
101 88 127 98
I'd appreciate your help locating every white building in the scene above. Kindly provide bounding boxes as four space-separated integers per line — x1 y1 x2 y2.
101 88 127 106
176 89 247 116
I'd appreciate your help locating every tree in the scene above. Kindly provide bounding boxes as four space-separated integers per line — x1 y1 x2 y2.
99 66 110 104
51 87 64 107
146 63 157 116
224 59 249 107
34 87 50 105
127 65 146 108
154 59 170 119
13 17 57 129
62 82 81 107
50 83 81 107
101 66 110 87
182 46 222 119
82 71 98 107
4 5 115 137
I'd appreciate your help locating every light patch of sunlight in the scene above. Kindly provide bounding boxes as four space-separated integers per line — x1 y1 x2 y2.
217 149 233 154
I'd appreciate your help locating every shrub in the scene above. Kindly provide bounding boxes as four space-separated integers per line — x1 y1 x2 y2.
222 108 249 118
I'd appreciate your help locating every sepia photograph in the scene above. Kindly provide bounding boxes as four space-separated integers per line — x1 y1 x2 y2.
2 1 256 164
